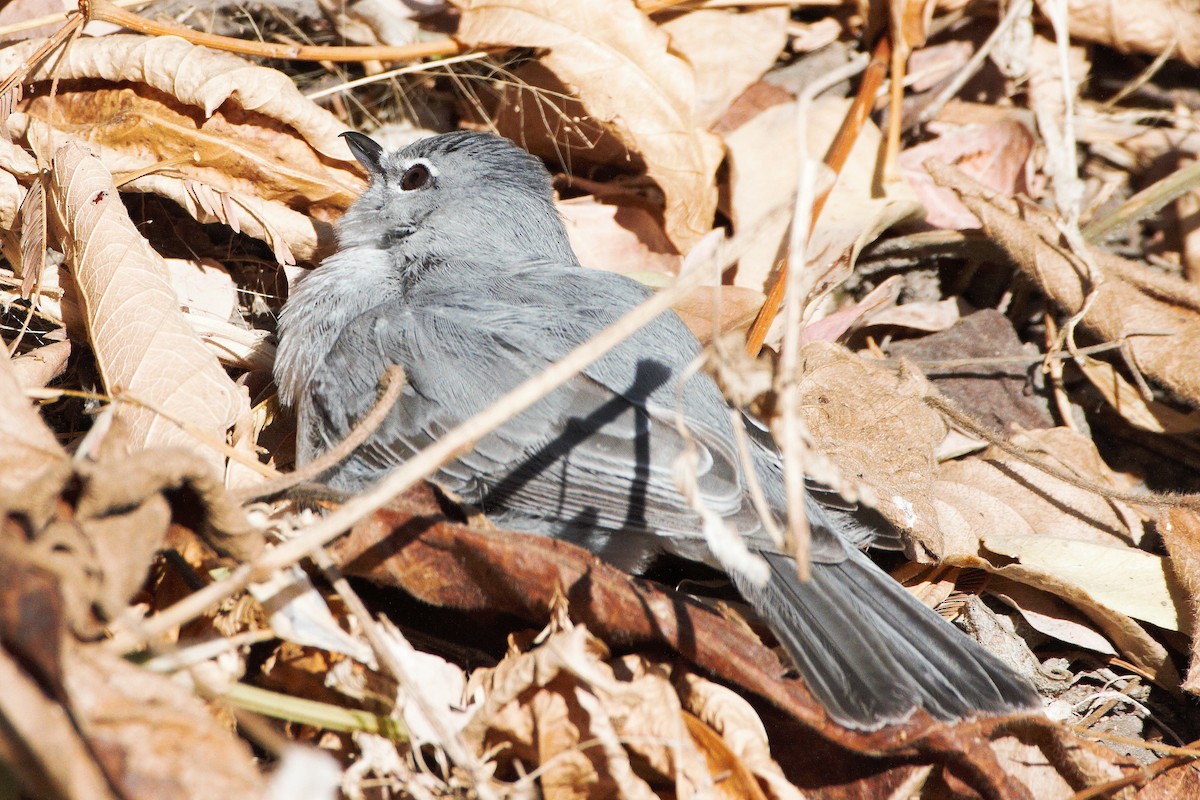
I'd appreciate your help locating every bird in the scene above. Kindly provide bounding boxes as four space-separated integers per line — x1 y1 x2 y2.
273 129 1039 729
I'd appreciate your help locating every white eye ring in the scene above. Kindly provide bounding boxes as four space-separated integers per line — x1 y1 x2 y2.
399 158 437 191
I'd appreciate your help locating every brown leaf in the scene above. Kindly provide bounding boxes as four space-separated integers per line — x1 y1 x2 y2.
47 141 251 477
0 648 120 800
329 483 1080 800
4 34 363 263
65 647 265 800
0 347 66 494
452 0 723 251
1161 509 1200 695
928 158 1200 408
794 341 946 553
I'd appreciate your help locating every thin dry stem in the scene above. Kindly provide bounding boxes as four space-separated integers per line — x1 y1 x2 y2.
230 365 407 503
81 0 465 63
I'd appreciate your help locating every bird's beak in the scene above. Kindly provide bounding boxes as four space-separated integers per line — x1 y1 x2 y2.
341 131 386 178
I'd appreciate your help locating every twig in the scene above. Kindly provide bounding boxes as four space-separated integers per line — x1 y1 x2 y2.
305 51 492 101
308 547 497 798
80 0 465 63
925 392 1200 510
1082 156 1200 243
743 41 880 356
230 365 407 503
915 0 1033 128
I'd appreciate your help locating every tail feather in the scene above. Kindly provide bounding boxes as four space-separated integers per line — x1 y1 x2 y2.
735 550 1039 730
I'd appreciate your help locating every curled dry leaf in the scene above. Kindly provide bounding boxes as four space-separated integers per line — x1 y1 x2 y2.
4 34 363 263
794 341 946 554
452 0 723 251
0 136 33 229
675 672 804 800
936 428 1175 683
657 6 789 130
332 486 1132 795
1063 0 1200 65
0 347 66 493
0 446 262 641
65 647 265 800
928 159 1200 407
1161 509 1200 695
47 141 251 478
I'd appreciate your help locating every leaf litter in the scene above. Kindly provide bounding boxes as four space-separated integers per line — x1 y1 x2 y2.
3 0 1200 797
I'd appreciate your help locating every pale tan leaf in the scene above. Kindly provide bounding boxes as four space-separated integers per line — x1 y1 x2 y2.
1076 355 1200 434
0 347 67 492
0 34 353 158
672 284 765 344
47 141 249 477
936 428 1145 551
10 340 71 391
453 0 723 251
983 533 1184 632
659 7 789 129
862 297 961 333
722 98 796 293
1063 0 1200 65
806 97 924 272
558 195 681 275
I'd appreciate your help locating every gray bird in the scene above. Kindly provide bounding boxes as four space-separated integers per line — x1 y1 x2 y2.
274 130 1039 729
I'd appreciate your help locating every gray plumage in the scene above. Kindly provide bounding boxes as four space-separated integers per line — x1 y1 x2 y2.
275 130 1039 729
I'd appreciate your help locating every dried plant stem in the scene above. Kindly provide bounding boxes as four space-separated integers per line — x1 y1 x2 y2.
0 9 84 101
80 0 465 63
915 0 1033 128
307 548 498 798
1082 157 1200 243
744 36 887 357
230 365 407 503
925 391 1200 510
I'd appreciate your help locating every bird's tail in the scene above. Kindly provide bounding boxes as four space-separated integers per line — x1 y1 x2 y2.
735 548 1039 730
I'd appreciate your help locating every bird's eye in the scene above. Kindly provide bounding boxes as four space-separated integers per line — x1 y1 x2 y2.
400 162 432 191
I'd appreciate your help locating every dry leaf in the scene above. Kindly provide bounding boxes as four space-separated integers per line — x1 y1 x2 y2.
4 34 363 263
1063 0 1200 65
658 7 789 129
558 195 681 274
929 159 1200 407
898 120 1034 229
795 341 946 551
723 98 796 293
1161 509 1200 694
0 347 66 493
47 141 250 477
453 0 723 251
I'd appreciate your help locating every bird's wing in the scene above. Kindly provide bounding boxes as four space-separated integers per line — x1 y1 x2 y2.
306 263 814 562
